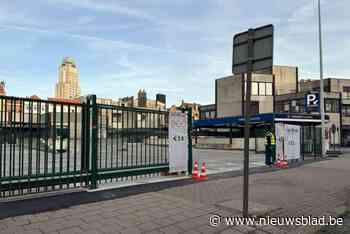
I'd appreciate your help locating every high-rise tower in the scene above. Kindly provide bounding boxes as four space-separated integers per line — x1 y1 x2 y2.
137 89 147 107
0 81 6 96
55 57 81 99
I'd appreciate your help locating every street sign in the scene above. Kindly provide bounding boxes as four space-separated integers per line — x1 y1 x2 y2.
305 93 320 112
232 24 274 218
232 24 274 74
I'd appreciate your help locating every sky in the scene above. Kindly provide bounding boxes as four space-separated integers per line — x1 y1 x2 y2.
0 0 349 105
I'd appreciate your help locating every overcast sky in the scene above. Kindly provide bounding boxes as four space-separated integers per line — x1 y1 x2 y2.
0 0 349 105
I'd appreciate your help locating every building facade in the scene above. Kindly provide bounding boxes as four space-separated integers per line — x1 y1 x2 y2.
178 101 200 120
55 57 81 100
275 91 341 145
133 90 166 110
119 96 134 107
273 65 298 95
156 94 166 106
216 73 274 118
137 89 147 107
195 65 302 151
299 78 350 145
215 65 298 118
0 81 6 96
199 104 216 120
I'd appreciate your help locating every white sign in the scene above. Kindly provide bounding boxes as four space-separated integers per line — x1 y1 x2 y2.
284 124 301 160
275 123 301 160
306 94 318 106
275 123 285 161
169 111 188 173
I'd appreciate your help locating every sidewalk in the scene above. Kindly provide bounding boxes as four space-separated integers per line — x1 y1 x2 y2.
1 155 350 234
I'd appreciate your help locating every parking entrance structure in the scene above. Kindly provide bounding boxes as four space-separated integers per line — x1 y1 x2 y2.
193 112 329 159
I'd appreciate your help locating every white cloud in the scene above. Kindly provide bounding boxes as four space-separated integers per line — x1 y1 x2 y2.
287 1 315 23
76 15 95 25
48 0 154 21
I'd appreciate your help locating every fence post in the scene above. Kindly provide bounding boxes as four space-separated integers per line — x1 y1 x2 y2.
187 108 193 175
81 96 90 186
90 95 98 189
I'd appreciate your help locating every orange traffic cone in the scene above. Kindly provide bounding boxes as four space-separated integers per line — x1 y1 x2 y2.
192 161 200 180
275 159 282 168
199 161 208 180
281 160 288 168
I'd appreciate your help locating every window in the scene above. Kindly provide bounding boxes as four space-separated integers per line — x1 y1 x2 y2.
245 81 272 96
275 102 284 112
251 82 258 95
284 102 290 111
325 99 339 113
343 105 350 116
291 100 298 113
343 86 350 99
297 99 305 113
266 83 273 95
259 83 266 96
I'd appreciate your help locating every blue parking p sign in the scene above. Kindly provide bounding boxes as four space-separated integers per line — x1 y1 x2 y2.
305 93 320 112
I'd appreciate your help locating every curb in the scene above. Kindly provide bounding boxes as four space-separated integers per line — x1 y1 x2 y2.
0 156 332 219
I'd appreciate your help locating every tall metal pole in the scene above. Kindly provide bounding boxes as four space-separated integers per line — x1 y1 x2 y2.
243 28 254 218
318 0 326 157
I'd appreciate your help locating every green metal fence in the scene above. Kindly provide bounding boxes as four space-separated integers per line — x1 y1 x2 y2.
0 96 87 197
301 126 322 158
88 95 169 188
0 95 185 198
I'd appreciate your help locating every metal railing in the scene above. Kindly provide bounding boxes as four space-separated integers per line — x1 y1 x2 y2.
90 96 169 187
0 96 87 197
0 95 180 197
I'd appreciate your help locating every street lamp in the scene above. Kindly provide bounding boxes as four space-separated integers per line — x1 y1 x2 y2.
318 0 326 157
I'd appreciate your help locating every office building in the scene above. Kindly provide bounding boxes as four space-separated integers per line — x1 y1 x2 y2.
273 65 298 95
215 65 298 118
216 73 274 118
156 94 166 106
0 81 6 96
199 104 216 120
178 101 200 120
298 78 350 145
137 89 147 107
55 57 81 99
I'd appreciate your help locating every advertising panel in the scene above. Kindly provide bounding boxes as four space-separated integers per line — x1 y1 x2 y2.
169 111 188 173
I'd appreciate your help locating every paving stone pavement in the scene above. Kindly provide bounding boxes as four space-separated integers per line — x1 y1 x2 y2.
0 154 350 234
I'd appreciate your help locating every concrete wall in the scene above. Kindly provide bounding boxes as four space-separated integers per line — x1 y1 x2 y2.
299 79 321 92
216 75 243 117
250 95 274 114
273 66 298 95
300 78 350 95
194 137 265 151
329 78 350 93
216 73 274 118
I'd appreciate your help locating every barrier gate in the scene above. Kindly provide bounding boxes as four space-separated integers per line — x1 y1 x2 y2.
0 95 189 198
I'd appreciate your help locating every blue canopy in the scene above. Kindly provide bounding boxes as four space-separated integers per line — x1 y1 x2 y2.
193 113 329 128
